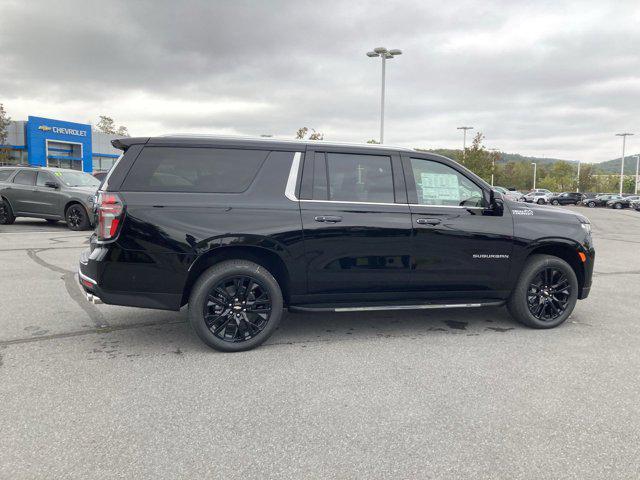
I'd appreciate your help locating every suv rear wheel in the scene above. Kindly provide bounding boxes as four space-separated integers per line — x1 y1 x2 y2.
0 198 16 225
507 254 578 329
188 260 283 352
537 198 546 205
65 204 90 231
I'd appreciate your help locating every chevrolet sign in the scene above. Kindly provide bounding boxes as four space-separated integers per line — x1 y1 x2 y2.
38 125 87 137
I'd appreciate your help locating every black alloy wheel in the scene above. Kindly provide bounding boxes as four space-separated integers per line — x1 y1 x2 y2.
65 204 90 231
526 268 571 321
188 259 284 352
0 199 16 225
588 201 596 208
203 275 272 343
537 198 546 205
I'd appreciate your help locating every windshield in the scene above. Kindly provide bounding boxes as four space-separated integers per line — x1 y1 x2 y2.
52 170 100 188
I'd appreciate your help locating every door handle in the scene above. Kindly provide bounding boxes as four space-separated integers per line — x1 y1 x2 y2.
416 218 441 226
314 215 343 223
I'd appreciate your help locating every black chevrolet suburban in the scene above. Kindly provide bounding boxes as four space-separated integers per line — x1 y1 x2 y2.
79 136 594 351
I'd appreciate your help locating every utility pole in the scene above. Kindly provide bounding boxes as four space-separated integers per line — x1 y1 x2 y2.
615 133 633 195
457 126 473 164
366 47 402 144
531 162 537 190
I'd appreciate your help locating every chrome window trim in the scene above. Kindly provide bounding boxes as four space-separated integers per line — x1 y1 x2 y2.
284 152 302 201
284 152 486 210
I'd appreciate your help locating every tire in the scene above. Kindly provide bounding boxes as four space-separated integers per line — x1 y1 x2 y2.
507 254 578 329
188 260 284 352
0 198 16 225
614 203 622 209
537 198 545 205
588 201 596 208
552 200 559 205
65 204 90 231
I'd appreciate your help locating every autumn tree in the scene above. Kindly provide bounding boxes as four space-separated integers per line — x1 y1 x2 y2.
96 116 130 136
462 132 493 183
295 127 324 140
0 103 11 163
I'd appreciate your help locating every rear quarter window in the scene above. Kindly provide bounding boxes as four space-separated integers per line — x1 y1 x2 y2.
121 147 269 193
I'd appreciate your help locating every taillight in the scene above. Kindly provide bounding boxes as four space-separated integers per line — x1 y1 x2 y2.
97 192 124 241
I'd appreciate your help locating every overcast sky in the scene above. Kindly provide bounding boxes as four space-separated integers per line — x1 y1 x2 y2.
1 0 639 162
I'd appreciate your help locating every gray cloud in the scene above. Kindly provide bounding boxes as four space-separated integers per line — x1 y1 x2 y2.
1 0 639 162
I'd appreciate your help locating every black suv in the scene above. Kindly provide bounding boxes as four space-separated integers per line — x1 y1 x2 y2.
79 136 595 351
548 192 584 206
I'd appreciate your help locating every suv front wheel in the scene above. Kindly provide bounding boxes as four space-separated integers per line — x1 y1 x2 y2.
507 254 578 329
188 260 284 352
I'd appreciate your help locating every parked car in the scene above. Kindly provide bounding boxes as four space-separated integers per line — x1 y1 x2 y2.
494 186 525 202
529 188 553 195
548 192 584 206
78 135 594 352
583 194 622 208
524 191 551 204
607 195 640 209
93 171 108 182
0 166 99 230
631 198 640 211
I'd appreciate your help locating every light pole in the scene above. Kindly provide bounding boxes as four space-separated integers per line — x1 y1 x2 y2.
635 154 640 195
576 161 581 193
531 162 537 190
367 47 402 144
457 126 473 164
487 148 499 186
615 133 633 195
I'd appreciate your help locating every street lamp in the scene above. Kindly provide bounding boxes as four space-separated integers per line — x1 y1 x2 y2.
531 162 537 190
615 133 633 195
487 148 499 186
576 161 581 193
366 47 402 143
457 126 474 164
635 154 640 195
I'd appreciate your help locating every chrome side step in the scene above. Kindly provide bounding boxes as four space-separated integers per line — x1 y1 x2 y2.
289 301 504 313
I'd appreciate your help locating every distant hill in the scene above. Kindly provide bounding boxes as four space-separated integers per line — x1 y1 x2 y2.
425 148 640 174
424 149 578 166
593 154 640 174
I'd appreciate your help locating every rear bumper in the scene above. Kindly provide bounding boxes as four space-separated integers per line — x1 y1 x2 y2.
78 246 182 311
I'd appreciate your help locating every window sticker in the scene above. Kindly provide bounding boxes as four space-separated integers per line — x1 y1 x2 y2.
54 172 63 177
420 172 460 203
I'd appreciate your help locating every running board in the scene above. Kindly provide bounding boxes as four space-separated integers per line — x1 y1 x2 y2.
288 301 504 313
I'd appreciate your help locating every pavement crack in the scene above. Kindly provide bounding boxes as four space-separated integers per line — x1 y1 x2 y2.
25 248 109 328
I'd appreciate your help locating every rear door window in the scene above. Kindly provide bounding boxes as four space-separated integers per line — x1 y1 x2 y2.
324 153 394 203
13 170 37 186
121 147 269 193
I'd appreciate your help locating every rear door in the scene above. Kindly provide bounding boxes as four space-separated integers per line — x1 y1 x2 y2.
33 171 62 216
402 154 514 298
9 169 38 214
299 148 412 299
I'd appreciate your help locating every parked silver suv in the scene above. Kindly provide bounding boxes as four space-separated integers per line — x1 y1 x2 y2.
0 166 99 230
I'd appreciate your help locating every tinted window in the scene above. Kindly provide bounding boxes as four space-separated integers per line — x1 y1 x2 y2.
13 170 37 186
410 158 484 207
0 169 15 181
122 147 269 193
36 172 54 186
325 153 394 203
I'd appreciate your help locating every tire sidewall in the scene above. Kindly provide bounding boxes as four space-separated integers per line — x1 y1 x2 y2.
0 198 16 224
552 200 559 205
509 255 578 328
188 260 283 352
588 201 595 208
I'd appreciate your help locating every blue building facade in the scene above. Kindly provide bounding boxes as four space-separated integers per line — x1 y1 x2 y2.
2 116 121 173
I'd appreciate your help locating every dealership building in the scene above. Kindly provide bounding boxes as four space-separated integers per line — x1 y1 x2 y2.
1 116 122 173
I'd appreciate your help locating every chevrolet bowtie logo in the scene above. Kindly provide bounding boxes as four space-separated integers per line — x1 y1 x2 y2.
38 125 52 132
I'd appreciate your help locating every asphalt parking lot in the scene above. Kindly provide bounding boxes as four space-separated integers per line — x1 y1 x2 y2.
1 206 639 479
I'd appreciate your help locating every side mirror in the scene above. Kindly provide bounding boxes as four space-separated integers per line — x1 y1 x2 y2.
485 189 504 216
44 181 59 189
